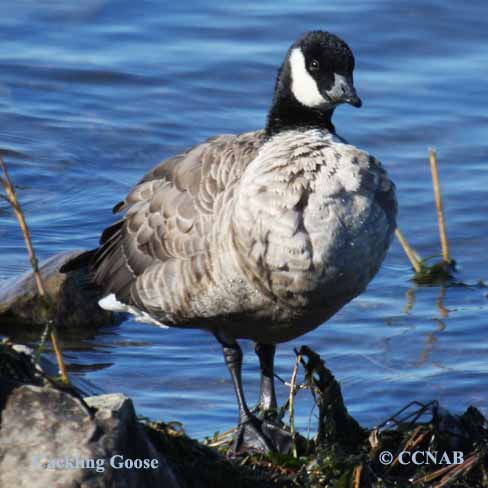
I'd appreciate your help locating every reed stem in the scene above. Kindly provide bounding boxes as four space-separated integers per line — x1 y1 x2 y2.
429 149 450 263
0 156 69 383
395 228 422 273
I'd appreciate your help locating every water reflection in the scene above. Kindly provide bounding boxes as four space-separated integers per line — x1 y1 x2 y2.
436 287 449 319
0 321 114 372
404 286 449 319
403 285 449 366
416 319 446 367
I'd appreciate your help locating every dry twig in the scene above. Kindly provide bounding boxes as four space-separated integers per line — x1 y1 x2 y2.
0 156 69 383
411 462 455 485
203 427 237 448
353 463 363 488
389 425 430 470
432 452 480 488
288 350 301 458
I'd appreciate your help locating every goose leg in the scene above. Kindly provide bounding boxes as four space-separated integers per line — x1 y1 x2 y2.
255 343 277 416
220 340 274 453
255 342 293 453
219 339 292 454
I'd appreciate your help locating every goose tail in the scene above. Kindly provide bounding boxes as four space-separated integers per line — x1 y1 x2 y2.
59 249 97 273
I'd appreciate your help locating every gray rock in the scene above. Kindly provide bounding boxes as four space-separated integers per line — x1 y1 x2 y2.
84 393 132 413
0 250 116 327
0 344 181 488
0 386 181 488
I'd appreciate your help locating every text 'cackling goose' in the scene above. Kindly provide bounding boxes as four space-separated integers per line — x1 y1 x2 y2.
62 30 397 453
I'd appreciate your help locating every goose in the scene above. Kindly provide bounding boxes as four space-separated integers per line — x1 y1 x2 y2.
62 30 397 453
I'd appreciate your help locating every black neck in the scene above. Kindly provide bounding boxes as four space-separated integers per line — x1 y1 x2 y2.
265 64 335 137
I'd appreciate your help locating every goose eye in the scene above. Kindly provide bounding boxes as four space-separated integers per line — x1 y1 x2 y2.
309 59 320 71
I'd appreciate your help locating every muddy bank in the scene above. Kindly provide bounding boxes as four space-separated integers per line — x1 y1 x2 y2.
1 341 487 488
0 342 288 488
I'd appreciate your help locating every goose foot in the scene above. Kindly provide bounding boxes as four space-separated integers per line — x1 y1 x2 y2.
251 403 279 421
232 414 293 454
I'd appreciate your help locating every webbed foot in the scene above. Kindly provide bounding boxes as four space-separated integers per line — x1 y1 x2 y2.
232 414 293 454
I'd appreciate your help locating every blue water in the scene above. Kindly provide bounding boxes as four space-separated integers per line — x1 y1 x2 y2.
0 1 487 438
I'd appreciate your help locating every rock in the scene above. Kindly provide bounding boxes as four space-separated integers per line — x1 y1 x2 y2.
0 341 44 412
0 250 116 328
0 345 181 488
0 387 181 488
84 392 132 412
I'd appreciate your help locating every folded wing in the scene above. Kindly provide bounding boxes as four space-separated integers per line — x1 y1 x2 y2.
92 131 265 307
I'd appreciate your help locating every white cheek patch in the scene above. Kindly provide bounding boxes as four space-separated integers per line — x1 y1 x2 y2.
289 48 326 107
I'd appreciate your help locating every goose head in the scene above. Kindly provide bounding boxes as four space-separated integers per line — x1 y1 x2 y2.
266 31 361 136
